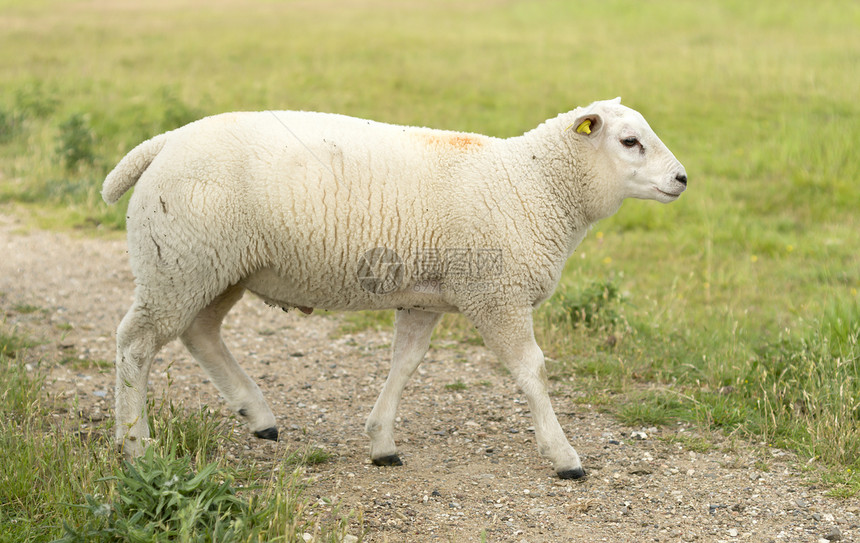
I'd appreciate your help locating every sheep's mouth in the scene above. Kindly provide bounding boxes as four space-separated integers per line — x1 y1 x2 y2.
655 187 683 199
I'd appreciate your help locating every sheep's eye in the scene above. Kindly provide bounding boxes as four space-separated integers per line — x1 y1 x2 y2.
621 137 639 148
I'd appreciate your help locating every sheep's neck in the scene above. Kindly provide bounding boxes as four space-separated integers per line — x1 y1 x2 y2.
505 133 592 259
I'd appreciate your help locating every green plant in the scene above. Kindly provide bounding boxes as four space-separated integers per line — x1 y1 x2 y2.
445 380 468 391
285 446 333 467
617 393 684 427
57 448 262 543
15 81 59 118
0 327 43 423
12 303 42 314
56 447 354 542
0 326 36 360
157 87 203 133
0 372 44 425
335 310 394 337
0 107 25 144
753 460 771 473
822 467 860 499
660 434 714 454
549 280 625 330
59 356 112 371
742 300 860 466
147 396 233 464
0 332 119 542
56 113 96 171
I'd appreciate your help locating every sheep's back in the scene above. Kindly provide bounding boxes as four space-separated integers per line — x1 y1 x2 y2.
127 111 512 312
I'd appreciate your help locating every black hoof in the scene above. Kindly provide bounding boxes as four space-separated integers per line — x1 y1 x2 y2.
254 427 279 441
557 466 587 480
372 454 403 467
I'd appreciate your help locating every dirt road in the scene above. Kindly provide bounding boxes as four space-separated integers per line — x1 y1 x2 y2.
1 212 856 542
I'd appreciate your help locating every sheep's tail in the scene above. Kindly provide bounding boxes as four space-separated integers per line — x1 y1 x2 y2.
101 133 169 204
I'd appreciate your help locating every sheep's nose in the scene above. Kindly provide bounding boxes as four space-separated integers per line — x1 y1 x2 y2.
675 174 687 186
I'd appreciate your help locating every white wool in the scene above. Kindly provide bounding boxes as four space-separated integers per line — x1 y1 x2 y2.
105 99 686 477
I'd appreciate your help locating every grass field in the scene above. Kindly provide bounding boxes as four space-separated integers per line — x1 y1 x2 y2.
1 0 859 536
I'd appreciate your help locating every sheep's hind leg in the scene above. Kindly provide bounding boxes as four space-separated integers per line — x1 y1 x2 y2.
179 285 278 441
472 308 586 480
114 304 173 458
366 309 442 466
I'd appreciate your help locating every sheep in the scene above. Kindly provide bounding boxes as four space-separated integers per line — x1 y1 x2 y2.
103 97 687 479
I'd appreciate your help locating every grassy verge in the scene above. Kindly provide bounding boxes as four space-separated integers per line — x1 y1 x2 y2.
538 281 860 497
0 328 358 542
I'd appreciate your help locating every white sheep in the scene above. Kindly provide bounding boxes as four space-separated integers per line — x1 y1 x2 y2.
103 98 686 479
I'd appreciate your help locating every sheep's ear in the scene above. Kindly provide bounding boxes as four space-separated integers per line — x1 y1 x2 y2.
568 113 604 147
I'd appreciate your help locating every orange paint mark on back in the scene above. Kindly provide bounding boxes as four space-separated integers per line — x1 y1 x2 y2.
418 132 486 151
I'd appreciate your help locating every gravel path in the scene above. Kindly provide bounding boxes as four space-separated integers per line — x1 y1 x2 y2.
1 211 857 542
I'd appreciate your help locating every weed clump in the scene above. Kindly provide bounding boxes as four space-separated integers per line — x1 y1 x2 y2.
0 107 25 144
746 300 860 468
15 81 60 118
444 380 468 391
57 446 351 543
549 279 626 330
57 449 262 543
56 113 97 171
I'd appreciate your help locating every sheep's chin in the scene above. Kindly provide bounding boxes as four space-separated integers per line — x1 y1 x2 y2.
653 187 682 203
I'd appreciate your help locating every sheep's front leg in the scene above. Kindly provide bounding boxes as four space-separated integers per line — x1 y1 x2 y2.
474 308 586 479
366 309 442 466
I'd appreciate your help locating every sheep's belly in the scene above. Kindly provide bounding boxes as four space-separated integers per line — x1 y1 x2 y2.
240 268 460 314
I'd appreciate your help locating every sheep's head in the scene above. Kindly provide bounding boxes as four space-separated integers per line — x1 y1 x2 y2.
569 98 687 210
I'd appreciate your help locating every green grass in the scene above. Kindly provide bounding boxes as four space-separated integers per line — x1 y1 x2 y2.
0 326 36 359
57 448 259 543
0 329 116 541
11 303 42 315
616 392 686 428
0 0 858 498
0 328 355 541
444 380 468 392
336 310 394 337
59 355 112 371
284 446 334 468
660 434 715 454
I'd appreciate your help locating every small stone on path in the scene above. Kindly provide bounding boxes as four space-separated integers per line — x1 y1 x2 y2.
824 525 843 541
